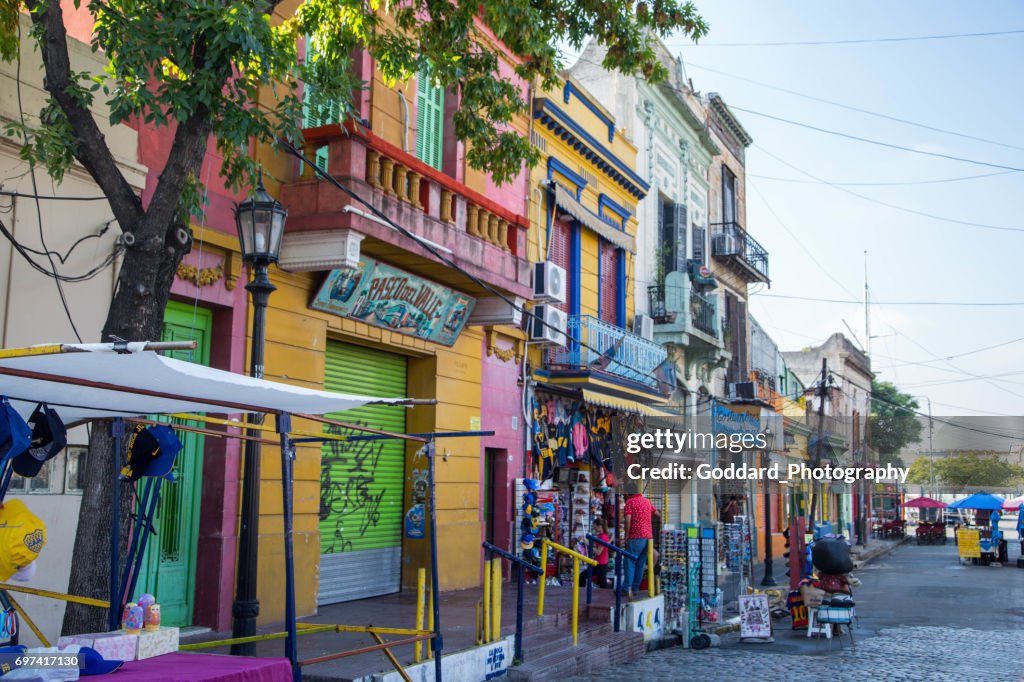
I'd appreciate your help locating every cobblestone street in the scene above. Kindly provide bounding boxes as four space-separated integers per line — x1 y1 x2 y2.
568 540 1024 681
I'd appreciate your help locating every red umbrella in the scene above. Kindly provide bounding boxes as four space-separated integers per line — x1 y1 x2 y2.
902 496 947 509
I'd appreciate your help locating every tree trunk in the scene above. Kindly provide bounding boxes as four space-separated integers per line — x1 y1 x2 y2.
61 218 191 635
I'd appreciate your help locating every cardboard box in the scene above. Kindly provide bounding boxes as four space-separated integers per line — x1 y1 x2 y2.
57 632 137 662
133 626 180 660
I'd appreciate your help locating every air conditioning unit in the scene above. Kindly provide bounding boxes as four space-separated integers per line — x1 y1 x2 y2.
633 314 654 341
730 381 758 401
532 262 567 304
714 232 738 255
528 304 568 346
467 296 524 327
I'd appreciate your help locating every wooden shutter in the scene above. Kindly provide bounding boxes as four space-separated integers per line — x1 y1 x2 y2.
549 218 571 313
302 38 342 173
416 66 444 170
659 197 675 281
692 225 706 264
600 240 617 324
674 203 688 272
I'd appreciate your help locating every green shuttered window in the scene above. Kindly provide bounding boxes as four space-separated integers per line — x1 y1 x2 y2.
415 66 444 170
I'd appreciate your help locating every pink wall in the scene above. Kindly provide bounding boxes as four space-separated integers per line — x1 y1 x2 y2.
480 336 525 562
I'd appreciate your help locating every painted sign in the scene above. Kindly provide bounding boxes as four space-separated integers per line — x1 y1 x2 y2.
739 594 772 639
312 256 476 347
616 594 665 641
957 528 981 559
713 404 761 437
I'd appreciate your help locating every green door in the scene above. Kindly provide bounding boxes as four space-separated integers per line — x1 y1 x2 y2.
318 341 407 604
136 301 211 626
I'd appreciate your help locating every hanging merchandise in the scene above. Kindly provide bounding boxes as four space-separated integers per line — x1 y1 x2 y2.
11 403 67 478
0 499 47 582
120 423 183 482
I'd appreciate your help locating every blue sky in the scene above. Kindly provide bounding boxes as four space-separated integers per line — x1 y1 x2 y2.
565 2 1024 418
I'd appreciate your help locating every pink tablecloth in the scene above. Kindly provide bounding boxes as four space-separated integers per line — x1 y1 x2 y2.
111 653 293 681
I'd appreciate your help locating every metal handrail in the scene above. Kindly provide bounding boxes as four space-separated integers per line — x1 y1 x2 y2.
536 538 597 647
482 542 537 663
586 535 642 632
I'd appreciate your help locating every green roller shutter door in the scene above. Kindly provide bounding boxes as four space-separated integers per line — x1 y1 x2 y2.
318 340 408 604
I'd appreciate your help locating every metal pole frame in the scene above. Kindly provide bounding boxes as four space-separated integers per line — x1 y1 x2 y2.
760 448 776 587
427 439 443 682
232 261 276 655
278 413 299 681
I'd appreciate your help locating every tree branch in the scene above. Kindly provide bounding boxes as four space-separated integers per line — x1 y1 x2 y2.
26 0 144 229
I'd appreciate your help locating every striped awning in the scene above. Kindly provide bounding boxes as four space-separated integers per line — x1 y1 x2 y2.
581 389 677 418
553 184 636 254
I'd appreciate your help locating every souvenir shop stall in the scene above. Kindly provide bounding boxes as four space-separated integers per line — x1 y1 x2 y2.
518 389 646 580
0 343 461 682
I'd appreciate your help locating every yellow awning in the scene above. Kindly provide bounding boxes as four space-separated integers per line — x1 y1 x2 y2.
581 389 679 418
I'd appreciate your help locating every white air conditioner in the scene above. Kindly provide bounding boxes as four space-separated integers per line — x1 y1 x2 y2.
633 314 654 341
528 304 568 346
532 262 567 304
467 296 524 327
714 232 738 255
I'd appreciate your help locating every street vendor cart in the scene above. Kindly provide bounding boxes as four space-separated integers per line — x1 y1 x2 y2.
949 492 1007 565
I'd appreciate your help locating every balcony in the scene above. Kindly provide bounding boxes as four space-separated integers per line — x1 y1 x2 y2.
710 221 769 284
648 272 724 349
279 120 532 299
547 315 670 395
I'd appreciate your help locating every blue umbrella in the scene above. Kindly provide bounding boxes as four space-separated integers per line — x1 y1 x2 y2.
947 492 1005 510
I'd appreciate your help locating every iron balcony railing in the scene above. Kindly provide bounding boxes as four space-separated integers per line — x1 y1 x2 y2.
691 289 716 336
647 284 671 323
710 221 769 282
549 314 669 391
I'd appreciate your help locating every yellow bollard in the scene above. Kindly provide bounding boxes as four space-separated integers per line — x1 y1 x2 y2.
647 539 655 597
427 583 434 660
491 558 502 642
415 568 425 662
571 557 580 646
537 541 548 616
482 557 492 642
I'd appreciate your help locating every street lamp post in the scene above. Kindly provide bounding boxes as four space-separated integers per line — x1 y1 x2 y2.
230 171 287 656
760 428 777 587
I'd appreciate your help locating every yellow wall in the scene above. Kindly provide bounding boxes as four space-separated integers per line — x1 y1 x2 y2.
527 79 641 321
249 267 484 623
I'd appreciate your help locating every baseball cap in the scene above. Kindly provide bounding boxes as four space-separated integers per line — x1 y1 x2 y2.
520 533 535 550
119 424 182 482
0 399 31 466
79 646 124 675
0 499 47 582
12 404 67 478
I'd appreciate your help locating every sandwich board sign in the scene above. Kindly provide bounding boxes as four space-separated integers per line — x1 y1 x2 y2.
739 593 772 639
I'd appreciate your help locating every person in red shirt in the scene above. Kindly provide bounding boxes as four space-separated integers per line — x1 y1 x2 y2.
623 490 658 599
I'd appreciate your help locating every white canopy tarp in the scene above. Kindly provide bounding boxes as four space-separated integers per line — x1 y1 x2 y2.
0 349 403 424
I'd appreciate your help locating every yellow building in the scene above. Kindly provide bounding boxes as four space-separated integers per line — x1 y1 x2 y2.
251 29 533 618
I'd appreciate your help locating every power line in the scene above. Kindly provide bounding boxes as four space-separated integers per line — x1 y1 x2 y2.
866 387 1024 442
671 28 1024 47
872 335 1024 370
732 106 1024 173
749 170 1016 187
753 292 1024 306
747 180 859 298
684 61 1024 152
755 145 1024 232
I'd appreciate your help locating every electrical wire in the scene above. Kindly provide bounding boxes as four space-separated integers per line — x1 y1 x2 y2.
0 218 123 282
752 292 1024 306
733 107 1024 173
754 145 1024 233
0 189 110 201
749 170 1016 187
274 136 677 394
871 335 1024 370
15 23 81 342
865 387 1024 442
683 61 1024 152
671 28 1024 47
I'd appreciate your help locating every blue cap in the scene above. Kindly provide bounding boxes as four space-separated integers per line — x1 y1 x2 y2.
0 398 32 467
79 645 124 675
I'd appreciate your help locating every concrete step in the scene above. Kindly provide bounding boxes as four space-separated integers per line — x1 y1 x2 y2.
519 620 614 661
506 629 645 681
